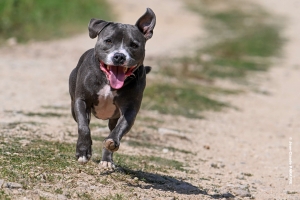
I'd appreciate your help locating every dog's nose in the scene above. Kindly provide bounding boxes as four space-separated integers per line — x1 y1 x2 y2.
113 53 126 65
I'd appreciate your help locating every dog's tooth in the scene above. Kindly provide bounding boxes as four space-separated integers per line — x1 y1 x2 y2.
107 66 110 70
123 68 128 73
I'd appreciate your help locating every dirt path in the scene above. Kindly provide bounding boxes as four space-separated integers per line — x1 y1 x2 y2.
191 0 300 198
0 0 299 199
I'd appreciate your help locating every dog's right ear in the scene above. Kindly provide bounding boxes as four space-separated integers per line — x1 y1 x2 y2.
88 19 111 39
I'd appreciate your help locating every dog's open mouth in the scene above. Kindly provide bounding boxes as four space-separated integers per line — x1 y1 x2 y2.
100 61 137 89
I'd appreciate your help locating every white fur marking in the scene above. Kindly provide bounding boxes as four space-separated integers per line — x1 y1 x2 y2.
93 85 117 120
105 44 131 66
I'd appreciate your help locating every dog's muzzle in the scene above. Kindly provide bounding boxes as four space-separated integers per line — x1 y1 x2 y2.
100 61 138 89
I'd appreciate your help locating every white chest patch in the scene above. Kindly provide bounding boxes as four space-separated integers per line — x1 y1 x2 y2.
92 85 117 120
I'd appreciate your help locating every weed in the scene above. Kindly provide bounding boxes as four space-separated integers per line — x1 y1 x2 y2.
0 190 10 200
55 188 63 194
77 192 93 200
101 194 124 200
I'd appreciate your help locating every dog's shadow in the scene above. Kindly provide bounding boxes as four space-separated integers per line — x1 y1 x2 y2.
101 167 234 199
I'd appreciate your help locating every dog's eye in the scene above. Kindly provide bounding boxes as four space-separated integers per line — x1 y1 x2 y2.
130 42 139 49
104 39 112 44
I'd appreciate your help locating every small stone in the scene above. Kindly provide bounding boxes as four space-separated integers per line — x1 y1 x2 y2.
134 177 139 181
239 184 249 190
203 145 210 150
166 197 175 200
236 174 245 180
211 163 219 168
0 179 5 188
5 182 23 189
232 188 251 197
252 179 262 185
162 148 169 153
19 139 30 146
57 194 67 200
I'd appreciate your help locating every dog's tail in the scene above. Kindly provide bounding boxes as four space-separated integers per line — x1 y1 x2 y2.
145 66 152 74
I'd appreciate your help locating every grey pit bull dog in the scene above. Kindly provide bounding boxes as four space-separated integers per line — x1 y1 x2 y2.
69 8 156 169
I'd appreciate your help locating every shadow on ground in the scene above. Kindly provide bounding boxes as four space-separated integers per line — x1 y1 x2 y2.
102 167 235 199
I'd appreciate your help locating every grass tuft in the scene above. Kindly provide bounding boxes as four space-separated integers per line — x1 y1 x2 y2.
0 190 10 200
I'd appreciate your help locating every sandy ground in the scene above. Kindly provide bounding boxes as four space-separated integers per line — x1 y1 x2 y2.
0 0 299 199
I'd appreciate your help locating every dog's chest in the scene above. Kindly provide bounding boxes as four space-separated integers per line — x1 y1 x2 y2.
92 85 117 120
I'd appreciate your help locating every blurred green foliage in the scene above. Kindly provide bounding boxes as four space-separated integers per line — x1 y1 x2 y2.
143 0 284 118
0 0 112 43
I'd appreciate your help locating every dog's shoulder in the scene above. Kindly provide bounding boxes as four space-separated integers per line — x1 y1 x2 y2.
80 48 94 63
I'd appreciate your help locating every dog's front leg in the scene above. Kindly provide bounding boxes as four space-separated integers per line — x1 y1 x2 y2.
104 109 137 151
74 99 92 164
100 107 138 169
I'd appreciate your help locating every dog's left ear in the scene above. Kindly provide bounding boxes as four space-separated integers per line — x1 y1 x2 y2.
88 19 111 39
135 8 156 40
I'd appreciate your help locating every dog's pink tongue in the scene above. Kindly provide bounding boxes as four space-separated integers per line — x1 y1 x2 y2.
109 66 125 89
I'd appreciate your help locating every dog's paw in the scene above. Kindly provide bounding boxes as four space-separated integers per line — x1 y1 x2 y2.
77 155 91 164
99 161 116 170
76 147 92 164
103 138 119 152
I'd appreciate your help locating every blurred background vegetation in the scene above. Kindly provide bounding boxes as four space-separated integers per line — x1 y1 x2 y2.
0 0 112 43
0 0 284 119
143 0 284 118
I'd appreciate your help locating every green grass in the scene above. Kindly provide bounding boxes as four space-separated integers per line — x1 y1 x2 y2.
2 121 44 129
0 190 10 200
143 84 229 118
10 110 67 118
41 105 69 110
186 0 284 79
0 137 186 191
101 194 124 200
115 154 185 172
143 0 283 118
0 0 112 43
0 138 76 187
91 146 186 173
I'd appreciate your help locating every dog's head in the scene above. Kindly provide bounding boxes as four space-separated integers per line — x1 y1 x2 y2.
88 8 156 89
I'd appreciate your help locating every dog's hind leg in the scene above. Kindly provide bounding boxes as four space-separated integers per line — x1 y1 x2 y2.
100 148 115 169
108 118 118 131
99 118 118 169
